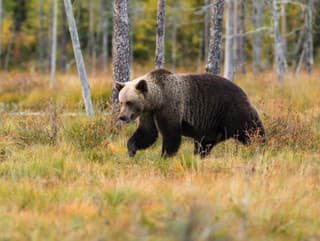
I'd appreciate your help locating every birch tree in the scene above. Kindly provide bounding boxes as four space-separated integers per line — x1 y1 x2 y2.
50 0 58 88
281 3 287 59
60 2 68 73
252 0 264 75
112 0 130 104
63 0 94 117
206 0 224 75
224 0 235 80
235 0 246 74
272 0 288 84
304 0 314 74
155 0 166 69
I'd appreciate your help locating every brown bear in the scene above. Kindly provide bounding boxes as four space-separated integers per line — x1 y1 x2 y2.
116 69 265 158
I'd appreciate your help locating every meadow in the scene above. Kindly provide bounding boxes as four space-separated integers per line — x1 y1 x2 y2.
0 68 319 241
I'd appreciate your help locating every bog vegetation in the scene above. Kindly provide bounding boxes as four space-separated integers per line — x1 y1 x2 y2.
0 69 319 241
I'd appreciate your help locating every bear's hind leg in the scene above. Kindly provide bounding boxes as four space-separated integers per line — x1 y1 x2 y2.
160 127 181 157
235 133 251 145
155 114 182 157
194 140 216 158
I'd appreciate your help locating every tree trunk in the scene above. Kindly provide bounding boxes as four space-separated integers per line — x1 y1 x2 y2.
206 0 224 75
272 0 287 84
281 3 287 59
304 0 314 74
252 0 264 75
112 0 130 104
50 0 58 88
39 0 45 74
13 0 27 62
63 0 94 117
155 0 166 69
224 0 235 80
235 0 246 74
60 1 68 73
129 13 134 76
101 0 109 73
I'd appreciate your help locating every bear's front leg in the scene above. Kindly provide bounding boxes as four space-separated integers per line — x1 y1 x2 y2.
127 113 158 157
155 115 182 157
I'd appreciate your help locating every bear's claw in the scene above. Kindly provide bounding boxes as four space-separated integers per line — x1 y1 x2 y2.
128 149 136 157
127 141 137 157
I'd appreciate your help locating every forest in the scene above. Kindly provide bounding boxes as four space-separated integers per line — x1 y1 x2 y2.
0 0 319 72
0 0 319 241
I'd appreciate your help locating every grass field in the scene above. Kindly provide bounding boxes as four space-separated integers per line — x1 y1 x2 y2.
0 69 319 241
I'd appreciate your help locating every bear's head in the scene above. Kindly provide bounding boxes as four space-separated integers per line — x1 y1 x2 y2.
116 79 148 123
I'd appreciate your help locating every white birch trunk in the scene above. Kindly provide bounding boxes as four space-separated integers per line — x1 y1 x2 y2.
252 0 264 75
224 0 235 80
206 0 224 75
112 0 130 104
60 1 68 73
63 0 94 117
305 0 314 74
235 0 246 74
50 0 58 88
272 0 288 84
281 3 287 59
155 0 166 69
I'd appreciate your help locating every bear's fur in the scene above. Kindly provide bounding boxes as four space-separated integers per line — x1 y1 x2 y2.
116 69 265 158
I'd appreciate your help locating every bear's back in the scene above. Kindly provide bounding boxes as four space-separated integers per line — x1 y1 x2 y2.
177 73 249 105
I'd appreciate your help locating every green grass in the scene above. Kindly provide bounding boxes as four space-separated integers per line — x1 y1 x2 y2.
0 70 319 240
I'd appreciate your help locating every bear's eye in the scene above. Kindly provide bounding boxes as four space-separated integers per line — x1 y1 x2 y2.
126 101 133 107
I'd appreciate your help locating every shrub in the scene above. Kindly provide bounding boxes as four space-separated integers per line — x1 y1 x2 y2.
11 104 62 146
63 115 118 150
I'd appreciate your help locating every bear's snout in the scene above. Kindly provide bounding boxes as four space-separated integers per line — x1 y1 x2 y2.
118 115 130 123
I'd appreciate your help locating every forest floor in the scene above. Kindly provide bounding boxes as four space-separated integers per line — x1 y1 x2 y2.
0 69 319 241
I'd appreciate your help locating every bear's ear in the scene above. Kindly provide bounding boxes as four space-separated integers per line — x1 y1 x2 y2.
136 80 148 94
115 81 126 91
